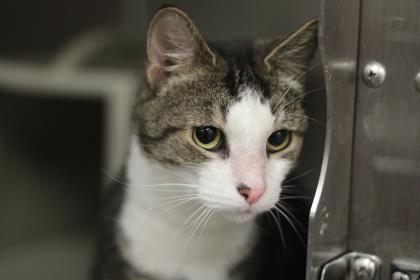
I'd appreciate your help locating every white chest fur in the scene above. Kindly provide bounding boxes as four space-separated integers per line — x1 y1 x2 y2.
119 137 255 280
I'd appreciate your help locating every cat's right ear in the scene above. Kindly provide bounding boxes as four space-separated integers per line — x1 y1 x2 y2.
145 7 217 89
261 18 318 76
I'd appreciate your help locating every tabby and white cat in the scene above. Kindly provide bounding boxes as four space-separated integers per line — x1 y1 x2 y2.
94 6 318 280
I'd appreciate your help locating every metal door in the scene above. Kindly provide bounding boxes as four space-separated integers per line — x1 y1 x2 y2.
307 0 420 279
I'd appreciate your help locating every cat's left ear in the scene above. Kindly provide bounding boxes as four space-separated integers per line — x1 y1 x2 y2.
262 18 318 75
145 7 218 89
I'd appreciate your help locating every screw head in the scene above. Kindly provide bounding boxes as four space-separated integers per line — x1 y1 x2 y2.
363 61 386 88
352 257 377 280
392 271 410 280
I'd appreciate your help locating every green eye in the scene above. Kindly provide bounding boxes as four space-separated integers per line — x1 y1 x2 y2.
193 126 223 151
267 130 291 153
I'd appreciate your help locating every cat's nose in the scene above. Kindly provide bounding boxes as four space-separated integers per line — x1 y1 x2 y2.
237 184 264 205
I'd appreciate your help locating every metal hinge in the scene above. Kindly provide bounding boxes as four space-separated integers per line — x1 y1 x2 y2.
391 260 420 280
320 252 381 280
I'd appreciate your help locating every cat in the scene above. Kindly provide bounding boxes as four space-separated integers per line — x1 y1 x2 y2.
93 6 318 280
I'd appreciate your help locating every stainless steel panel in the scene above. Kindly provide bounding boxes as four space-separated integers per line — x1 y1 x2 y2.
306 0 361 278
308 0 420 279
350 0 420 278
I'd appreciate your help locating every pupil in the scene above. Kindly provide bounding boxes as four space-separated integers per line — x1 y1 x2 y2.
269 130 286 145
197 127 216 144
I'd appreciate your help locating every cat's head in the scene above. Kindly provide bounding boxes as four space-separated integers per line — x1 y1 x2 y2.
135 7 317 223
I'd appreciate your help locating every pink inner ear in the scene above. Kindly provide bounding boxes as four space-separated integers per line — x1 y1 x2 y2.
146 13 196 87
146 32 168 86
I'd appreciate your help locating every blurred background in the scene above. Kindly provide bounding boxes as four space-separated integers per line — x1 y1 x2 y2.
0 1 324 279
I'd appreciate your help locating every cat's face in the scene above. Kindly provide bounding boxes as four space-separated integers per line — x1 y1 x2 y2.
135 7 317 223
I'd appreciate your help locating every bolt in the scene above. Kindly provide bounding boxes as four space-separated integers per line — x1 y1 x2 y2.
362 61 386 88
352 257 377 280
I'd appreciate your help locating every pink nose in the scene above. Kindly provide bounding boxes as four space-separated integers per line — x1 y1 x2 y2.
237 184 265 205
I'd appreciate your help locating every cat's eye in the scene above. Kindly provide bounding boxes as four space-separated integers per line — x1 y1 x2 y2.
193 126 223 151
267 130 291 153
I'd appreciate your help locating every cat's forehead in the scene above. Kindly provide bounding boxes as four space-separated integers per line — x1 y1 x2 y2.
225 88 275 148
211 41 271 97
212 42 304 105
151 41 306 129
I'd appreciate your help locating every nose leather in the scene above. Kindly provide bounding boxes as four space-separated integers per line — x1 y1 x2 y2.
237 184 264 205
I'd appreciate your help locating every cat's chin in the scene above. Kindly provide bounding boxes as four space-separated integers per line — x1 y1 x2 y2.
223 210 257 224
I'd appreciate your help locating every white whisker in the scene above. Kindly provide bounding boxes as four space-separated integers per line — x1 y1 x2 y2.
101 167 201 189
279 87 324 110
185 207 210 248
286 113 325 127
276 203 307 232
273 61 322 111
148 196 199 212
158 199 200 217
197 209 215 240
283 168 319 184
273 205 306 247
280 195 311 200
268 210 286 250
179 204 207 232
149 194 199 201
